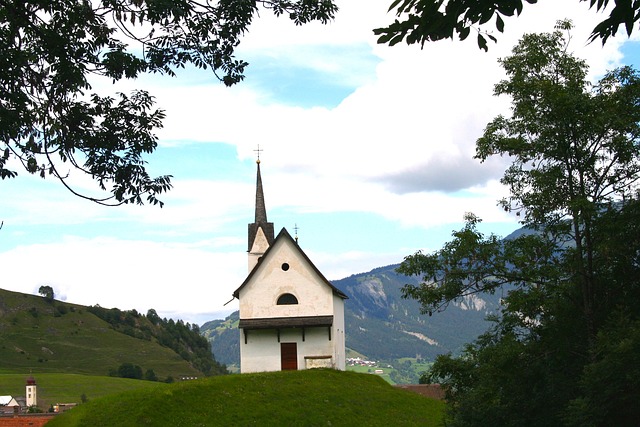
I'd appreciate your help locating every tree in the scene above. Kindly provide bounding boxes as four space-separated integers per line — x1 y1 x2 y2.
398 22 640 426
476 19 640 341
38 285 54 302
144 368 158 382
146 308 160 325
374 0 640 51
1 0 338 206
117 362 143 379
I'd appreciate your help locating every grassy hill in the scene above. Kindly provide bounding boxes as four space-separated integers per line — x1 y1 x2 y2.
47 369 445 427
0 288 219 380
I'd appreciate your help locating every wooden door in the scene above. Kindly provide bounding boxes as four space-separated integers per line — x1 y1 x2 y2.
280 342 298 370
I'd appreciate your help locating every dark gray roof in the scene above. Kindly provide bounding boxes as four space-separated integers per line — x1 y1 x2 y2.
239 315 333 330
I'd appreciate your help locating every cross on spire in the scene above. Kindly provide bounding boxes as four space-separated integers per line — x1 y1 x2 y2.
254 144 263 163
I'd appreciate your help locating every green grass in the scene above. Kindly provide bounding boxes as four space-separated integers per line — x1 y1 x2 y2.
0 288 201 379
347 364 395 383
48 370 445 427
0 373 165 410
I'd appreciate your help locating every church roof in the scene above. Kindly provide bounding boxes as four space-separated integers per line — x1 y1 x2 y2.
0 396 13 406
239 315 334 330
233 227 348 300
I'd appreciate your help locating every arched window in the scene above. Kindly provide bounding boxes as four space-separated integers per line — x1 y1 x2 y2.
277 293 298 305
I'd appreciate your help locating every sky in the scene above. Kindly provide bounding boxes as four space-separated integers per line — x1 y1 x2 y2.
1 0 639 325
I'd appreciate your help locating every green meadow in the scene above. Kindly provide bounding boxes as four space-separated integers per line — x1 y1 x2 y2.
0 373 165 409
0 288 203 380
47 369 445 427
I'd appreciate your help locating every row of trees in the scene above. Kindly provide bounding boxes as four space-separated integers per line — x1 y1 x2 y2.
109 362 163 382
87 306 227 376
398 21 640 426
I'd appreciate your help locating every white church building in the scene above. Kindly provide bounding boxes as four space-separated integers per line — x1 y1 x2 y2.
232 159 348 373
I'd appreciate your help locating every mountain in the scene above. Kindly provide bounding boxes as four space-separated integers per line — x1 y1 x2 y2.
0 288 225 378
201 311 240 369
337 264 500 360
203 263 503 367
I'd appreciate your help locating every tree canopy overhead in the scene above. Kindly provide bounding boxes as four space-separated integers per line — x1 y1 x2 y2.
375 0 640 51
0 0 338 206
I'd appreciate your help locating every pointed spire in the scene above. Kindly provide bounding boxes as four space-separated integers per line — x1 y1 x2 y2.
248 157 274 253
254 160 268 224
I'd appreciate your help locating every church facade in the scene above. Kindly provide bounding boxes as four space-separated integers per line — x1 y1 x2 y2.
233 160 348 373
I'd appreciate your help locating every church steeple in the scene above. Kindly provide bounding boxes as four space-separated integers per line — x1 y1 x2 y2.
248 158 274 272
254 160 268 225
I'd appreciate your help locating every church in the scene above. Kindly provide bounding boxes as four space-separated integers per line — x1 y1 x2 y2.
232 158 348 373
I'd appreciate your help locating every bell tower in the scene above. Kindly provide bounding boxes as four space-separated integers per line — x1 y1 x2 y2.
26 375 37 407
247 155 274 272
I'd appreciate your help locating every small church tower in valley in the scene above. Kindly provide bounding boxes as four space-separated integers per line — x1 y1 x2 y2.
234 158 348 373
25 376 37 407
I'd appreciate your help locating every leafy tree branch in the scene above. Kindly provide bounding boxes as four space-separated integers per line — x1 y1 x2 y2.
0 0 338 205
375 0 640 51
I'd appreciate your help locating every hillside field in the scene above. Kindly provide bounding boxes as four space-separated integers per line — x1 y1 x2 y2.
0 373 164 410
0 288 209 379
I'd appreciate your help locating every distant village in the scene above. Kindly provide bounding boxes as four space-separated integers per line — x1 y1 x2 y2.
0 375 73 418
347 357 389 375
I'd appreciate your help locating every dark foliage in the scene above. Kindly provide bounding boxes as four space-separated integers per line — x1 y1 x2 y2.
38 285 54 302
116 362 143 380
88 305 226 376
402 23 640 426
375 0 640 51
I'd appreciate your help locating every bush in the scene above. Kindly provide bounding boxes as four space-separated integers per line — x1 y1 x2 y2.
116 363 143 379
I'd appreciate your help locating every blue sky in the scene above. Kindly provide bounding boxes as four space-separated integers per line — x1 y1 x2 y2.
1 0 639 325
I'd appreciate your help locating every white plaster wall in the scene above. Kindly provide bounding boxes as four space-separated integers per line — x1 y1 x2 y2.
332 294 346 371
240 329 282 373
248 227 270 272
26 385 37 406
240 238 333 319
240 327 337 373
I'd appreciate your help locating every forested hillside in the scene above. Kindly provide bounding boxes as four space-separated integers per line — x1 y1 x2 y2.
0 288 226 378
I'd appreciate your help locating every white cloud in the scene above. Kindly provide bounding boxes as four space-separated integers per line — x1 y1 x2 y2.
2 0 637 324
0 237 244 321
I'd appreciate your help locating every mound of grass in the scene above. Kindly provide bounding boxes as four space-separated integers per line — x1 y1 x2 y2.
49 369 444 426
